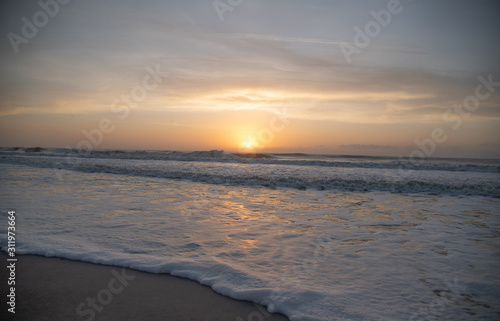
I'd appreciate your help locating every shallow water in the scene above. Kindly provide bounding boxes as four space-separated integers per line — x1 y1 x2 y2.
1 161 499 321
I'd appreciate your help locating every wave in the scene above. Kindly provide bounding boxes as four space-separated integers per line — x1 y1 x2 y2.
1 147 499 174
1 151 499 197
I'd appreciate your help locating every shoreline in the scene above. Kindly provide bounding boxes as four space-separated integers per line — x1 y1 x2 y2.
0 252 289 321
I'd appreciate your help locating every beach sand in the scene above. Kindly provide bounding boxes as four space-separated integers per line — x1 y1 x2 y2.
0 252 289 321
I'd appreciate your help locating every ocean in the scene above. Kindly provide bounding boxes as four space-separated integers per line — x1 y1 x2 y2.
1 147 499 321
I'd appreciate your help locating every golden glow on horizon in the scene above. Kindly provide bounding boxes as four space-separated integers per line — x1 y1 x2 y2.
241 137 257 150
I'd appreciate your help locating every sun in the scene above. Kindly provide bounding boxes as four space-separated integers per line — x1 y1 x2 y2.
241 137 256 150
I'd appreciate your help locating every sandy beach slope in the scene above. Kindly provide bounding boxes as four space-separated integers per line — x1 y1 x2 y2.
0 252 289 321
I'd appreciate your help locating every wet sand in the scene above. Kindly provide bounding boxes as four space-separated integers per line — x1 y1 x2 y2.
0 252 289 321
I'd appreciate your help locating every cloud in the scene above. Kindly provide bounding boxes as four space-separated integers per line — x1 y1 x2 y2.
339 144 403 151
1 0 499 157
212 32 348 45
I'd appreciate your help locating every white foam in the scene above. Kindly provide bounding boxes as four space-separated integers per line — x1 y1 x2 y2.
1 164 499 320
1 151 499 196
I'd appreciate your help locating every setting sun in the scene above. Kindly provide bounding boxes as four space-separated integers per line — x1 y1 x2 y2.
2 1 499 321
241 136 257 150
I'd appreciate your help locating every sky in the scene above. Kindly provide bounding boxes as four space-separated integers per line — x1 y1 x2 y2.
1 0 499 158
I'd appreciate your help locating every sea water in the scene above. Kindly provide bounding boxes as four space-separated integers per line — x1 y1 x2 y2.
1 148 499 320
